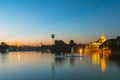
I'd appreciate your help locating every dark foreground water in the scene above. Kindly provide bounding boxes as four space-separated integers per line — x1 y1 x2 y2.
0 51 120 80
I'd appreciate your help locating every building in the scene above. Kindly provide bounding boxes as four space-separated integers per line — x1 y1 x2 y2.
85 33 107 52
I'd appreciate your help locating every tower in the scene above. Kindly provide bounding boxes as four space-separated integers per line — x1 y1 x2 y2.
99 33 107 43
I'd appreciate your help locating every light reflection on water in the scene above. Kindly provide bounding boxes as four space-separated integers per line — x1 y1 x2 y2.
0 51 120 80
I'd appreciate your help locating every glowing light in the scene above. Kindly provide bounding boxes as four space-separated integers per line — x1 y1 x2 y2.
17 52 21 62
79 48 83 54
92 53 100 64
79 48 83 62
101 58 106 73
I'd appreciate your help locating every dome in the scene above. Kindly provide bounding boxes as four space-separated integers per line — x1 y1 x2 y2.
99 33 107 43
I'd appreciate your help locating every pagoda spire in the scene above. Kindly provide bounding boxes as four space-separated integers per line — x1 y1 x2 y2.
99 33 107 43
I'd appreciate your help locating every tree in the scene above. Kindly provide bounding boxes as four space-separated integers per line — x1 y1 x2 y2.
0 42 9 53
100 36 120 54
69 40 76 48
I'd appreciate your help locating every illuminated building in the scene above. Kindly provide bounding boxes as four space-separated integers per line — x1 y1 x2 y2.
85 33 107 52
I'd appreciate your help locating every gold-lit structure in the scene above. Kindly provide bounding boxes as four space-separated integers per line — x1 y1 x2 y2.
85 33 108 52
84 33 110 73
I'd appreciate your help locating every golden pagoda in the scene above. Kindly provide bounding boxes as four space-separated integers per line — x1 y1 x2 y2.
85 33 107 51
98 33 107 43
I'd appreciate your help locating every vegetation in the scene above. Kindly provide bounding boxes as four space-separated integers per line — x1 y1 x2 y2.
0 42 9 53
0 39 84 54
100 36 120 54
50 40 84 55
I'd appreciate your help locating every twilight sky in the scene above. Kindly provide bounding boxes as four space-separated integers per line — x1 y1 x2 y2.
0 0 120 45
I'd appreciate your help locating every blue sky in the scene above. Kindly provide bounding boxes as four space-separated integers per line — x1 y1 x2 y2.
0 0 120 45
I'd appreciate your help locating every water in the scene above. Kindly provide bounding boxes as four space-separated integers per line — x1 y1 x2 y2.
0 51 120 80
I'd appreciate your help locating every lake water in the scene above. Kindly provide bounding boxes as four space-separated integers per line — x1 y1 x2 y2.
0 51 120 80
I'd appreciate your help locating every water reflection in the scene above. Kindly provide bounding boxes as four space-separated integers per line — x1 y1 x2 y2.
100 58 106 72
54 57 66 65
17 52 21 62
0 53 8 64
0 52 54 65
79 48 84 62
0 51 119 80
85 49 114 73
91 52 111 73
52 49 113 73
92 53 100 64
109 54 120 67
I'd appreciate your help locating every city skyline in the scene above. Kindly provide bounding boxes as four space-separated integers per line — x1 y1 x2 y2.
0 0 120 45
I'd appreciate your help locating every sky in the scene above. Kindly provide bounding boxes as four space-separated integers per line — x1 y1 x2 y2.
0 0 120 45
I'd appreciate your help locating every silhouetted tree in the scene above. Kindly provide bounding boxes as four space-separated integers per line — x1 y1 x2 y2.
100 36 120 54
0 42 9 53
69 40 76 48
51 40 70 54
69 40 77 53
